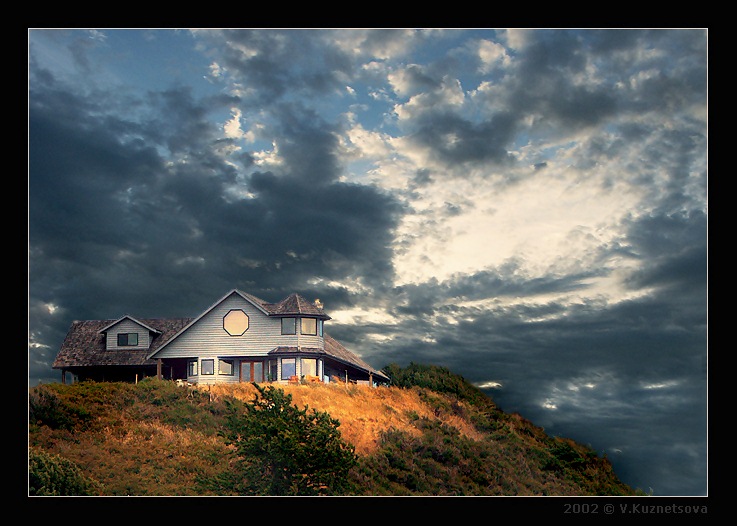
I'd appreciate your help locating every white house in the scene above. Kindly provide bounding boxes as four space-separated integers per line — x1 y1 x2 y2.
53 289 389 386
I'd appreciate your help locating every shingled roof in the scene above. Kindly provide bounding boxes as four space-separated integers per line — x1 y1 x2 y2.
232 290 330 319
53 318 193 369
266 292 331 319
269 334 388 381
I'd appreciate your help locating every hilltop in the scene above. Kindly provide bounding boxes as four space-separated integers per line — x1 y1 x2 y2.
28 362 642 496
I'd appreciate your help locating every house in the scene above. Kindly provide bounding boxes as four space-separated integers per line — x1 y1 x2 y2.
52 289 389 387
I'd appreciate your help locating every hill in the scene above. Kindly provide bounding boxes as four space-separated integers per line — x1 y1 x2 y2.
28 362 642 496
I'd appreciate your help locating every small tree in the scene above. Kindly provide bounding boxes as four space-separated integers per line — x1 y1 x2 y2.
29 448 102 496
222 383 358 495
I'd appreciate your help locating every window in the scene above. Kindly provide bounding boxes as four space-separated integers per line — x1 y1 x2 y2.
223 309 249 336
269 361 278 382
241 361 264 382
281 317 296 335
117 333 139 346
219 359 234 376
281 358 296 380
301 318 317 335
188 360 198 376
318 320 324 337
301 358 317 377
202 359 214 375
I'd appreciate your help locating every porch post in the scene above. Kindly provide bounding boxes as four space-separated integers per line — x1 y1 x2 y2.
157 359 162 380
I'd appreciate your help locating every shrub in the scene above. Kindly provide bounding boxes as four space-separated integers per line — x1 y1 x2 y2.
219 383 358 495
29 448 102 496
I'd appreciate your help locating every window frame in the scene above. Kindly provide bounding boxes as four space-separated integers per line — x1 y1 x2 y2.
201 359 215 375
301 318 317 336
281 317 296 335
281 357 296 380
223 309 249 336
301 357 317 377
117 333 139 346
188 360 198 376
218 359 234 376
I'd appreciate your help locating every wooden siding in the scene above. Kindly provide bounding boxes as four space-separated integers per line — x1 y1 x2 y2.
154 293 325 360
105 319 152 350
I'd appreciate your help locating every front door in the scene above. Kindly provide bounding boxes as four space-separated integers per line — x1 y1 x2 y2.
240 361 264 383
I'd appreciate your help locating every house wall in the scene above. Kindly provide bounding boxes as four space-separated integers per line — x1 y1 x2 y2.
155 292 326 385
105 319 151 350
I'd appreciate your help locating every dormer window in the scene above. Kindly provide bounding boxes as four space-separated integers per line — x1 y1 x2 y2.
117 333 138 346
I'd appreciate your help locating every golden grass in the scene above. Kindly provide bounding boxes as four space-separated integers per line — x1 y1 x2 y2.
201 382 485 456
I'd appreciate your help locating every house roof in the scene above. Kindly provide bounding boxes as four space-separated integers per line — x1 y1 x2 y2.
53 318 194 369
268 334 389 381
265 293 331 319
98 315 163 335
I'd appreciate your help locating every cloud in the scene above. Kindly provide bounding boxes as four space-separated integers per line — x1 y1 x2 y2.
28 28 707 496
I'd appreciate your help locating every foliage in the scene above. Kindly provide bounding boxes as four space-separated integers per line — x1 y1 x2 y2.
29 380 140 432
28 364 643 496
29 448 102 496
218 383 358 495
383 362 497 409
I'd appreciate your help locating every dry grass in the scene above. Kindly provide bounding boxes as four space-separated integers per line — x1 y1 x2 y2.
202 382 485 456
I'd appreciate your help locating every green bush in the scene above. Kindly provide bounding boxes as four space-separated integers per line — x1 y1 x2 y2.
29 448 102 496
383 362 497 410
219 383 358 495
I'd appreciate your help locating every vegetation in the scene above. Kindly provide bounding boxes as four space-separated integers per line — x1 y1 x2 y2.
214 383 358 495
28 362 643 496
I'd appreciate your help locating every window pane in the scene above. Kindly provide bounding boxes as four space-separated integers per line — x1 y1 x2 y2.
219 359 234 375
318 320 323 337
117 333 139 346
188 360 198 376
282 318 296 334
302 358 317 377
301 318 317 335
281 358 296 380
254 362 263 382
202 359 214 375
223 309 249 336
270 361 278 382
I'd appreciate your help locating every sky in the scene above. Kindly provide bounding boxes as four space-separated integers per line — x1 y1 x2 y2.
28 28 707 497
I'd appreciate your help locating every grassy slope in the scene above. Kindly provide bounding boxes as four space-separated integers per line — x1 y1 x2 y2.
28 377 641 496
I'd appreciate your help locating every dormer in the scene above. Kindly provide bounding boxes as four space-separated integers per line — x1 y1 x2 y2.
99 316 162 351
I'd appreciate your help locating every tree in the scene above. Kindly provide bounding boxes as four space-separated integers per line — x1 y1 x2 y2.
222 383 358 495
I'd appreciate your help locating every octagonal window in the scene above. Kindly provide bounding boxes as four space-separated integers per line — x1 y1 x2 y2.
223 309 249 336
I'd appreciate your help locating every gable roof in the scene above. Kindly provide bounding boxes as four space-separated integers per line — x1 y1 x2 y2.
98 315 163 335
53 318 193 369
149 289 330 358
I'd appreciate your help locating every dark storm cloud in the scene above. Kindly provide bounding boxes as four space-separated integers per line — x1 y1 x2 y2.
28 53 403 383
344 199 707 496
210 29 354 105
409 111 519 167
